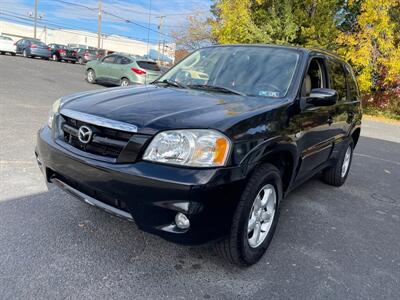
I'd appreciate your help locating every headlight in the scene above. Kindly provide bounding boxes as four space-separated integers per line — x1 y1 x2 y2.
143 129 231 167
48 98 61 128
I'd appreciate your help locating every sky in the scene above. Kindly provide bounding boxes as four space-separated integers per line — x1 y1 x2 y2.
0 0 212 43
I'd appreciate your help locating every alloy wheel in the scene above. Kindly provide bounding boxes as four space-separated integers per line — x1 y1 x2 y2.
341 146 352 177
87 70 94 83
247 184 276 248
120 79 130 86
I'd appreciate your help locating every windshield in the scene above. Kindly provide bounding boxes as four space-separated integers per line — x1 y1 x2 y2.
159 46 300 97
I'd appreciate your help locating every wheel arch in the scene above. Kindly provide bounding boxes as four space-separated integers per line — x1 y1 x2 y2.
240 139 299 194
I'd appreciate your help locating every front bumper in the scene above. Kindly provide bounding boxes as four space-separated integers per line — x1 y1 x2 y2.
36 126 245 245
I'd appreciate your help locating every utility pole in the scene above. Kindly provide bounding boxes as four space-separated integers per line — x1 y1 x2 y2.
97 0 102 49
162 40 165 66
44 25 47 44
156 16 165 63
34 0 38 39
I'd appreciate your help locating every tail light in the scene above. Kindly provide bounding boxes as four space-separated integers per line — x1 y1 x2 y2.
131 68 146 75
59 49 66 54
29 44 37 48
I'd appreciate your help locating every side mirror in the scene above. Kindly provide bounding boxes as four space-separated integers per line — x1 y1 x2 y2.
306 88 338 106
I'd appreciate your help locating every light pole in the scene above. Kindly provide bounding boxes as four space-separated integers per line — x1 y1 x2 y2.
34 0 38 38
97 0 102 49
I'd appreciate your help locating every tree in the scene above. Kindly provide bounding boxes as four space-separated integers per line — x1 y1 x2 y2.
337 0 400 93
211 0 341 48
211 0 264 44
170 15 213 51
292 0 341 49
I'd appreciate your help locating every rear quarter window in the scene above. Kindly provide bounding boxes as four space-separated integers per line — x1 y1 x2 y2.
327 59 347 101
344 64 359 101
136 61 160 71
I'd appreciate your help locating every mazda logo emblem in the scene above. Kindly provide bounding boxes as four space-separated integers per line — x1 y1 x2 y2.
78 125 93 144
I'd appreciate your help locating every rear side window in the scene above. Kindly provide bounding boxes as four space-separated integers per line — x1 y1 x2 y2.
344 64 359 101
116 56 132 65
327 60 347 101
136 61 160 71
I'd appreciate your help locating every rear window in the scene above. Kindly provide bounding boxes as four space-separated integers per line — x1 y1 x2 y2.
32 41 47 47
137 61 160 71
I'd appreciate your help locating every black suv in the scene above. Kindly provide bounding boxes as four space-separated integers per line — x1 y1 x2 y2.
36 45 361 266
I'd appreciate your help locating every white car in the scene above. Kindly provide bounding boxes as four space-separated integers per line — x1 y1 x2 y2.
0 35 16 55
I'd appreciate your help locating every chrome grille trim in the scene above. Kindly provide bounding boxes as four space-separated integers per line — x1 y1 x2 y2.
60 108 138 133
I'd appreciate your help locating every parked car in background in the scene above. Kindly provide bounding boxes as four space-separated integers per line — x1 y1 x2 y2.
96 49 108 60
48 44 77 63
86 54 161 86
0 35 16 55
15 39 51 59
74 48 97 64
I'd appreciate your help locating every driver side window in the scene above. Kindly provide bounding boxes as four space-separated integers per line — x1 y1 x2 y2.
102 55 116 64
302 58 326 97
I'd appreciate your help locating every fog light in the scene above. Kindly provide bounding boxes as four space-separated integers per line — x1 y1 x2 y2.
175 212 190 229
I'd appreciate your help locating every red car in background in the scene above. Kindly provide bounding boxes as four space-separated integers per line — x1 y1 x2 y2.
73 48 97 64
48 44 77 63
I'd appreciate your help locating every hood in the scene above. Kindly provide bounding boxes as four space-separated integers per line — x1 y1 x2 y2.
61 85 284 134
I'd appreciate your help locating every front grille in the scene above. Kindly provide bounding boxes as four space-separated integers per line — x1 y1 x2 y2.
60 115 134 159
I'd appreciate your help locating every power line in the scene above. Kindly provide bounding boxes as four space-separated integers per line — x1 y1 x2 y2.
43 0 173 39
0 10 160 43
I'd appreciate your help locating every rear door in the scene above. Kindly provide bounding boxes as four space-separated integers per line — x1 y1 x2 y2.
136 61 161 83
16 39 25 53
326 59 351 141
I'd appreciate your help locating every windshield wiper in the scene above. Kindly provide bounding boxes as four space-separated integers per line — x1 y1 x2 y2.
152 79 188 89
188 84 246 96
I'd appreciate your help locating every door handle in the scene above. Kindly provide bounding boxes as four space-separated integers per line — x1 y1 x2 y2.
327 116 333 125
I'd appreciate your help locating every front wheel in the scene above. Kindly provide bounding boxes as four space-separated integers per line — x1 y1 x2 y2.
23 49 29 58
86 69 96 84
216 163 282 266
322 140 354 186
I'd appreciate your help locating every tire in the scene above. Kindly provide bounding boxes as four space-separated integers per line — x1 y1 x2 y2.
78 57 83 64
23 49 29 58
0 51 4 55
71 61 76 64
52 54 59 62
11 53 16 56
216 163 282 266
86 69 96 84
120 77 130 86
321 139 354 186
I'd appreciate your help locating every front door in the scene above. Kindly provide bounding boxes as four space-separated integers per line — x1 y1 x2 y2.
96 55 117 82
295 57 338 178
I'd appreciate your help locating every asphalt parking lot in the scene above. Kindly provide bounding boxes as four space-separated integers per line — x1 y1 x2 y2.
1 54 399 299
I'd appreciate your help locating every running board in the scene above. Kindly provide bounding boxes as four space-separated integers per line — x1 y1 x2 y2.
50 177 133 221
